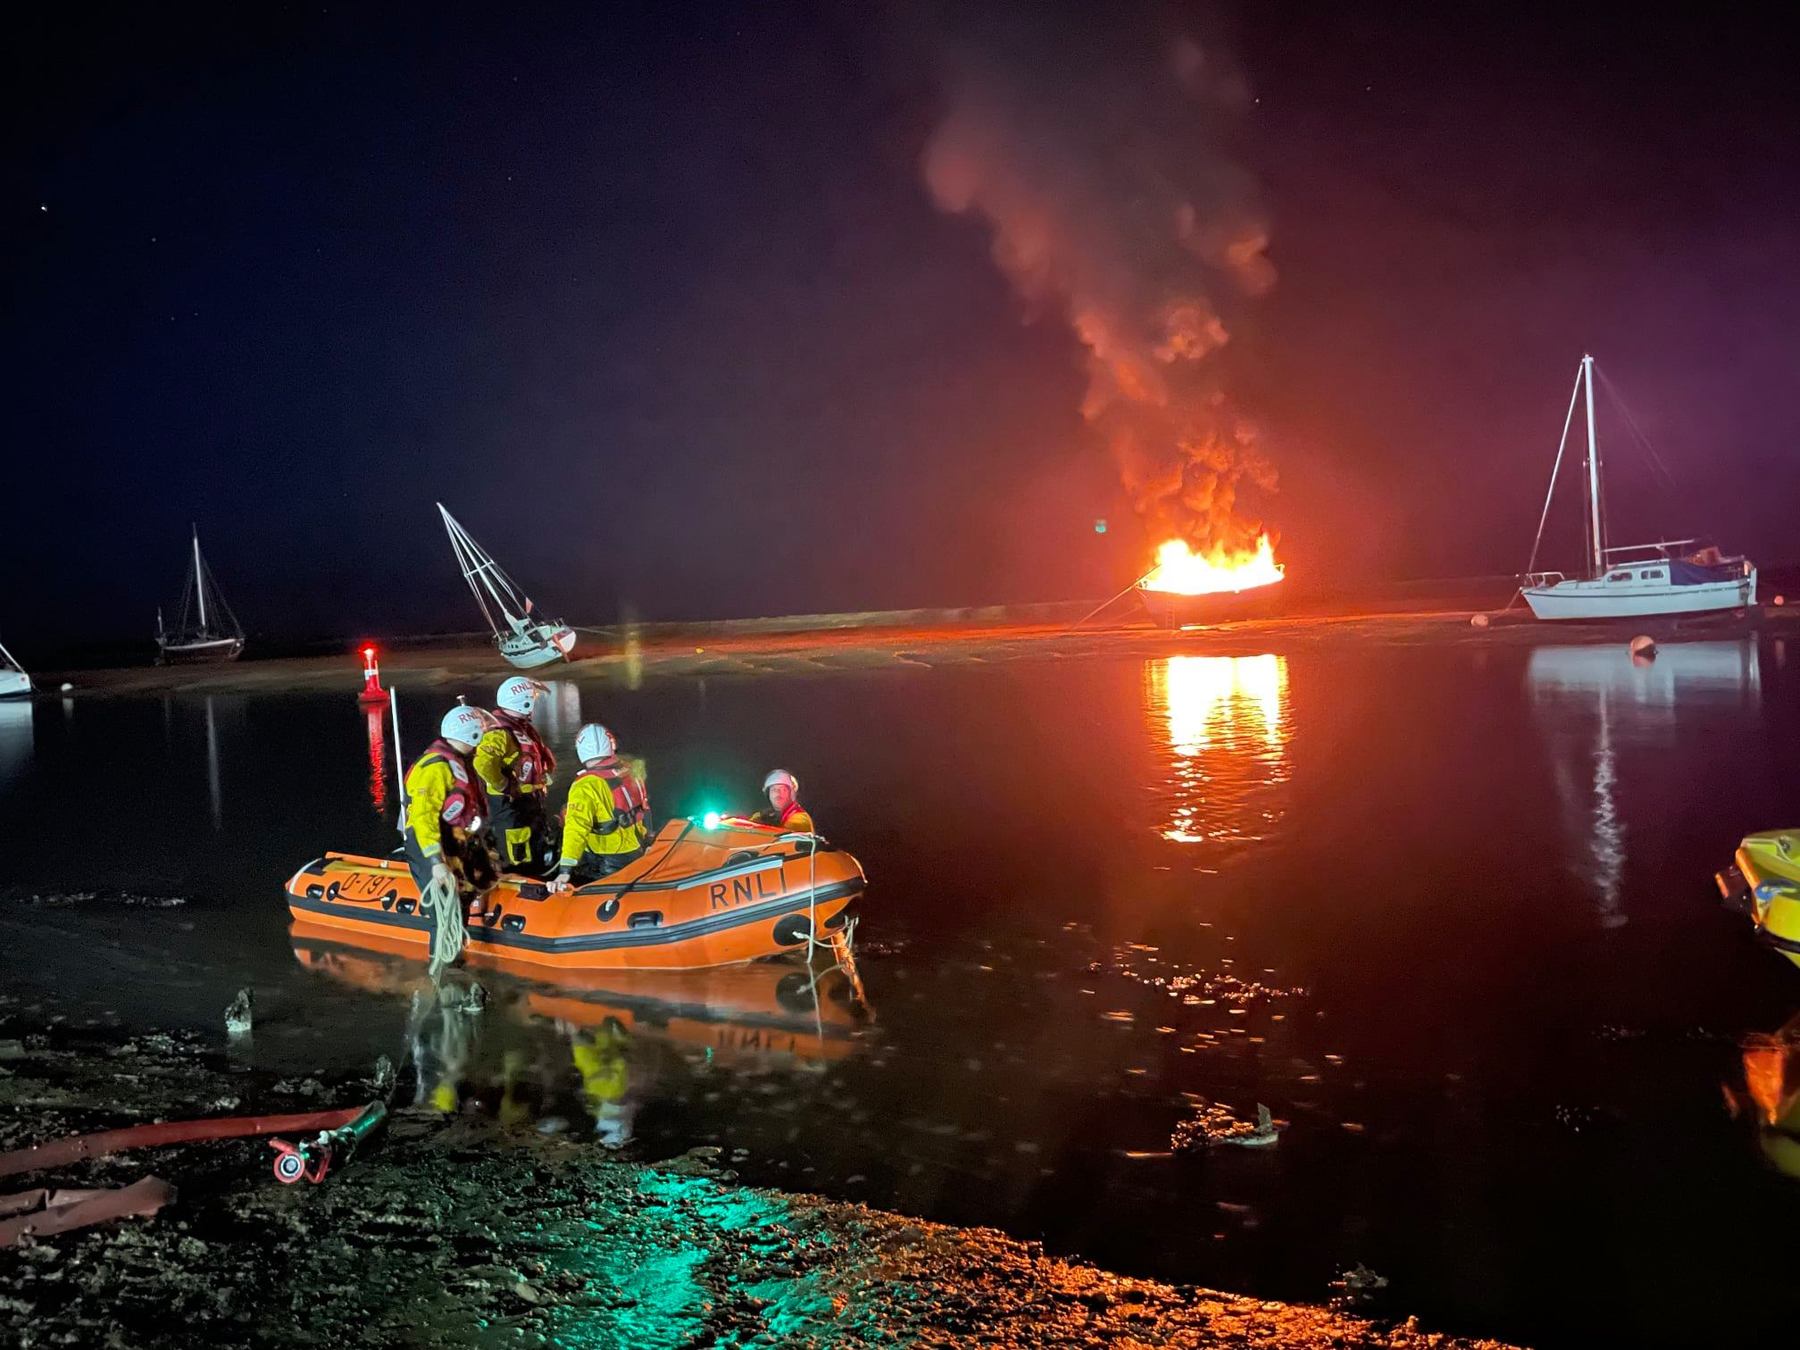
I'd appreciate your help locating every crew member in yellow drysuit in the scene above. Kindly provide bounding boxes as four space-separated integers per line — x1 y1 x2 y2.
549 724 651 889
404 705 497 918
752 769 815 833
475 676 556 874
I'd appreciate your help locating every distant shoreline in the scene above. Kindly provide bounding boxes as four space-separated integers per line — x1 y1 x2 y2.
24 579 1796 699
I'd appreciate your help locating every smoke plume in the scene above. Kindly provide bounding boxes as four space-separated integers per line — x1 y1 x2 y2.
918 4 1276 556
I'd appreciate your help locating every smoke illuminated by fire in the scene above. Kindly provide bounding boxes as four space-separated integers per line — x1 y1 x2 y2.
918 5 1278 558
1142 534 1283 595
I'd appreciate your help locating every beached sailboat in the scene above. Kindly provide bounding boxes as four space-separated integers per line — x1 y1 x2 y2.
157 528 245 663
0 638 30 699
437 503 577 669
1521 355 1756 621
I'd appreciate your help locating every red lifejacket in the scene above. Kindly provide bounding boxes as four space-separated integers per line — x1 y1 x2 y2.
415 739 486 835
576 757 649 832
754 800 811 830
492 709 556 791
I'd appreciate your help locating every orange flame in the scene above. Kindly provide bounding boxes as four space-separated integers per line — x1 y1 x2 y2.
1141 534 1284 596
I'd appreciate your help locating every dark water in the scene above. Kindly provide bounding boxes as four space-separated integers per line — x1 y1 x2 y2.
3 639 1798 1348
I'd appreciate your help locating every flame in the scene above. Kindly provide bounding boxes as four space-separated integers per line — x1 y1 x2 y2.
1141 534 1283 595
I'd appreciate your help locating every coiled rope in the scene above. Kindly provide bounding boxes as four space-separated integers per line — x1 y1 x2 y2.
421 870 466 984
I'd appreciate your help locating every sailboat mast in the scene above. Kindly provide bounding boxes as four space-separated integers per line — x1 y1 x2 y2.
191 529 208 633
1582 355 1603 578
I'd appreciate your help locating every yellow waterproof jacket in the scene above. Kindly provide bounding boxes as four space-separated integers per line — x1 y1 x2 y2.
474 722 553 798
559 758 650 866
404 747 482 858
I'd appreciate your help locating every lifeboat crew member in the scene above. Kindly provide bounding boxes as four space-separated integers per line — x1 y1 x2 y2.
549 724 651 890
405 705 498 919
475 676 557 874
753 769 815 833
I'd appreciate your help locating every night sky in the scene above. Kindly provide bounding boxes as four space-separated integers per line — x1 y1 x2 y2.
7 3 1798 655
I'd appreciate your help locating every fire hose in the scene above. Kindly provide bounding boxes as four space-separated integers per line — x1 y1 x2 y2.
0 1102 386 1185
267 1101 387 1184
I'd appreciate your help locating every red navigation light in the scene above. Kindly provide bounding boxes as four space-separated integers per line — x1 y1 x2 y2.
356 643 387 703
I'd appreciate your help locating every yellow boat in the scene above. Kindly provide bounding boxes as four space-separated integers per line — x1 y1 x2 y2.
1718 830 1800 971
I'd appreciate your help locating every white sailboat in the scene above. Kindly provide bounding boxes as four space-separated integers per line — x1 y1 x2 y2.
157 528 245 663
437 503 577 669
1521 355 1756 621
0 637 31 700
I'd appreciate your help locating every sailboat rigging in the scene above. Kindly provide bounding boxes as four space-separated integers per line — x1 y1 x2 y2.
437 503 577 669
157 528 245 663
1520 355 1756 621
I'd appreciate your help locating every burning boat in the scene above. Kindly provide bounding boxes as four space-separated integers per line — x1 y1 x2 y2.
1138 535 1285 627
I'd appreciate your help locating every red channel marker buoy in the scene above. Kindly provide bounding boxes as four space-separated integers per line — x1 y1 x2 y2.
356 644 387 705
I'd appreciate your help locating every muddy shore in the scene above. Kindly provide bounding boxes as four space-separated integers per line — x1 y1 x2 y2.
0 995 1516 1349
30 586 1794 699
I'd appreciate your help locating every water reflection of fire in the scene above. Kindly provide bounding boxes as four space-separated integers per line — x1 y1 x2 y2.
1141 535 1284 596
1146 654 1292 847
1728 1019 1800 1180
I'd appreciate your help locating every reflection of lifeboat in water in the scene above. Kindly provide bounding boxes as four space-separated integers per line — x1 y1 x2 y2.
283 818 865 972
290 922 863 1064
1718 831 1800 973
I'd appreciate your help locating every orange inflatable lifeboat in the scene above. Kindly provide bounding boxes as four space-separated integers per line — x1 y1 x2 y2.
283 817 864 973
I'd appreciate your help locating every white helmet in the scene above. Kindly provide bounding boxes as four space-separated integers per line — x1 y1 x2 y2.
496 676 545 716
440 705 489 746
575 723 617 763
762 769 798 795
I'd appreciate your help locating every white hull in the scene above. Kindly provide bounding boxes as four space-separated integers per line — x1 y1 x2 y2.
439 504 576 669
0 669 30 699
158 635 246 663
499 624 577 669
1523 572 1755 621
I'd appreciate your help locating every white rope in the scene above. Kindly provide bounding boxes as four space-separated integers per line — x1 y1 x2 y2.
1067 561 1163 632
1526 364 1586 576
788 832 869 1008
422 871 465 984
792 834 831 962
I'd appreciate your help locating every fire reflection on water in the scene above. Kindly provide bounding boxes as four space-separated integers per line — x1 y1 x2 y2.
1144 654 1291 847
1731 1017 1800 1181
